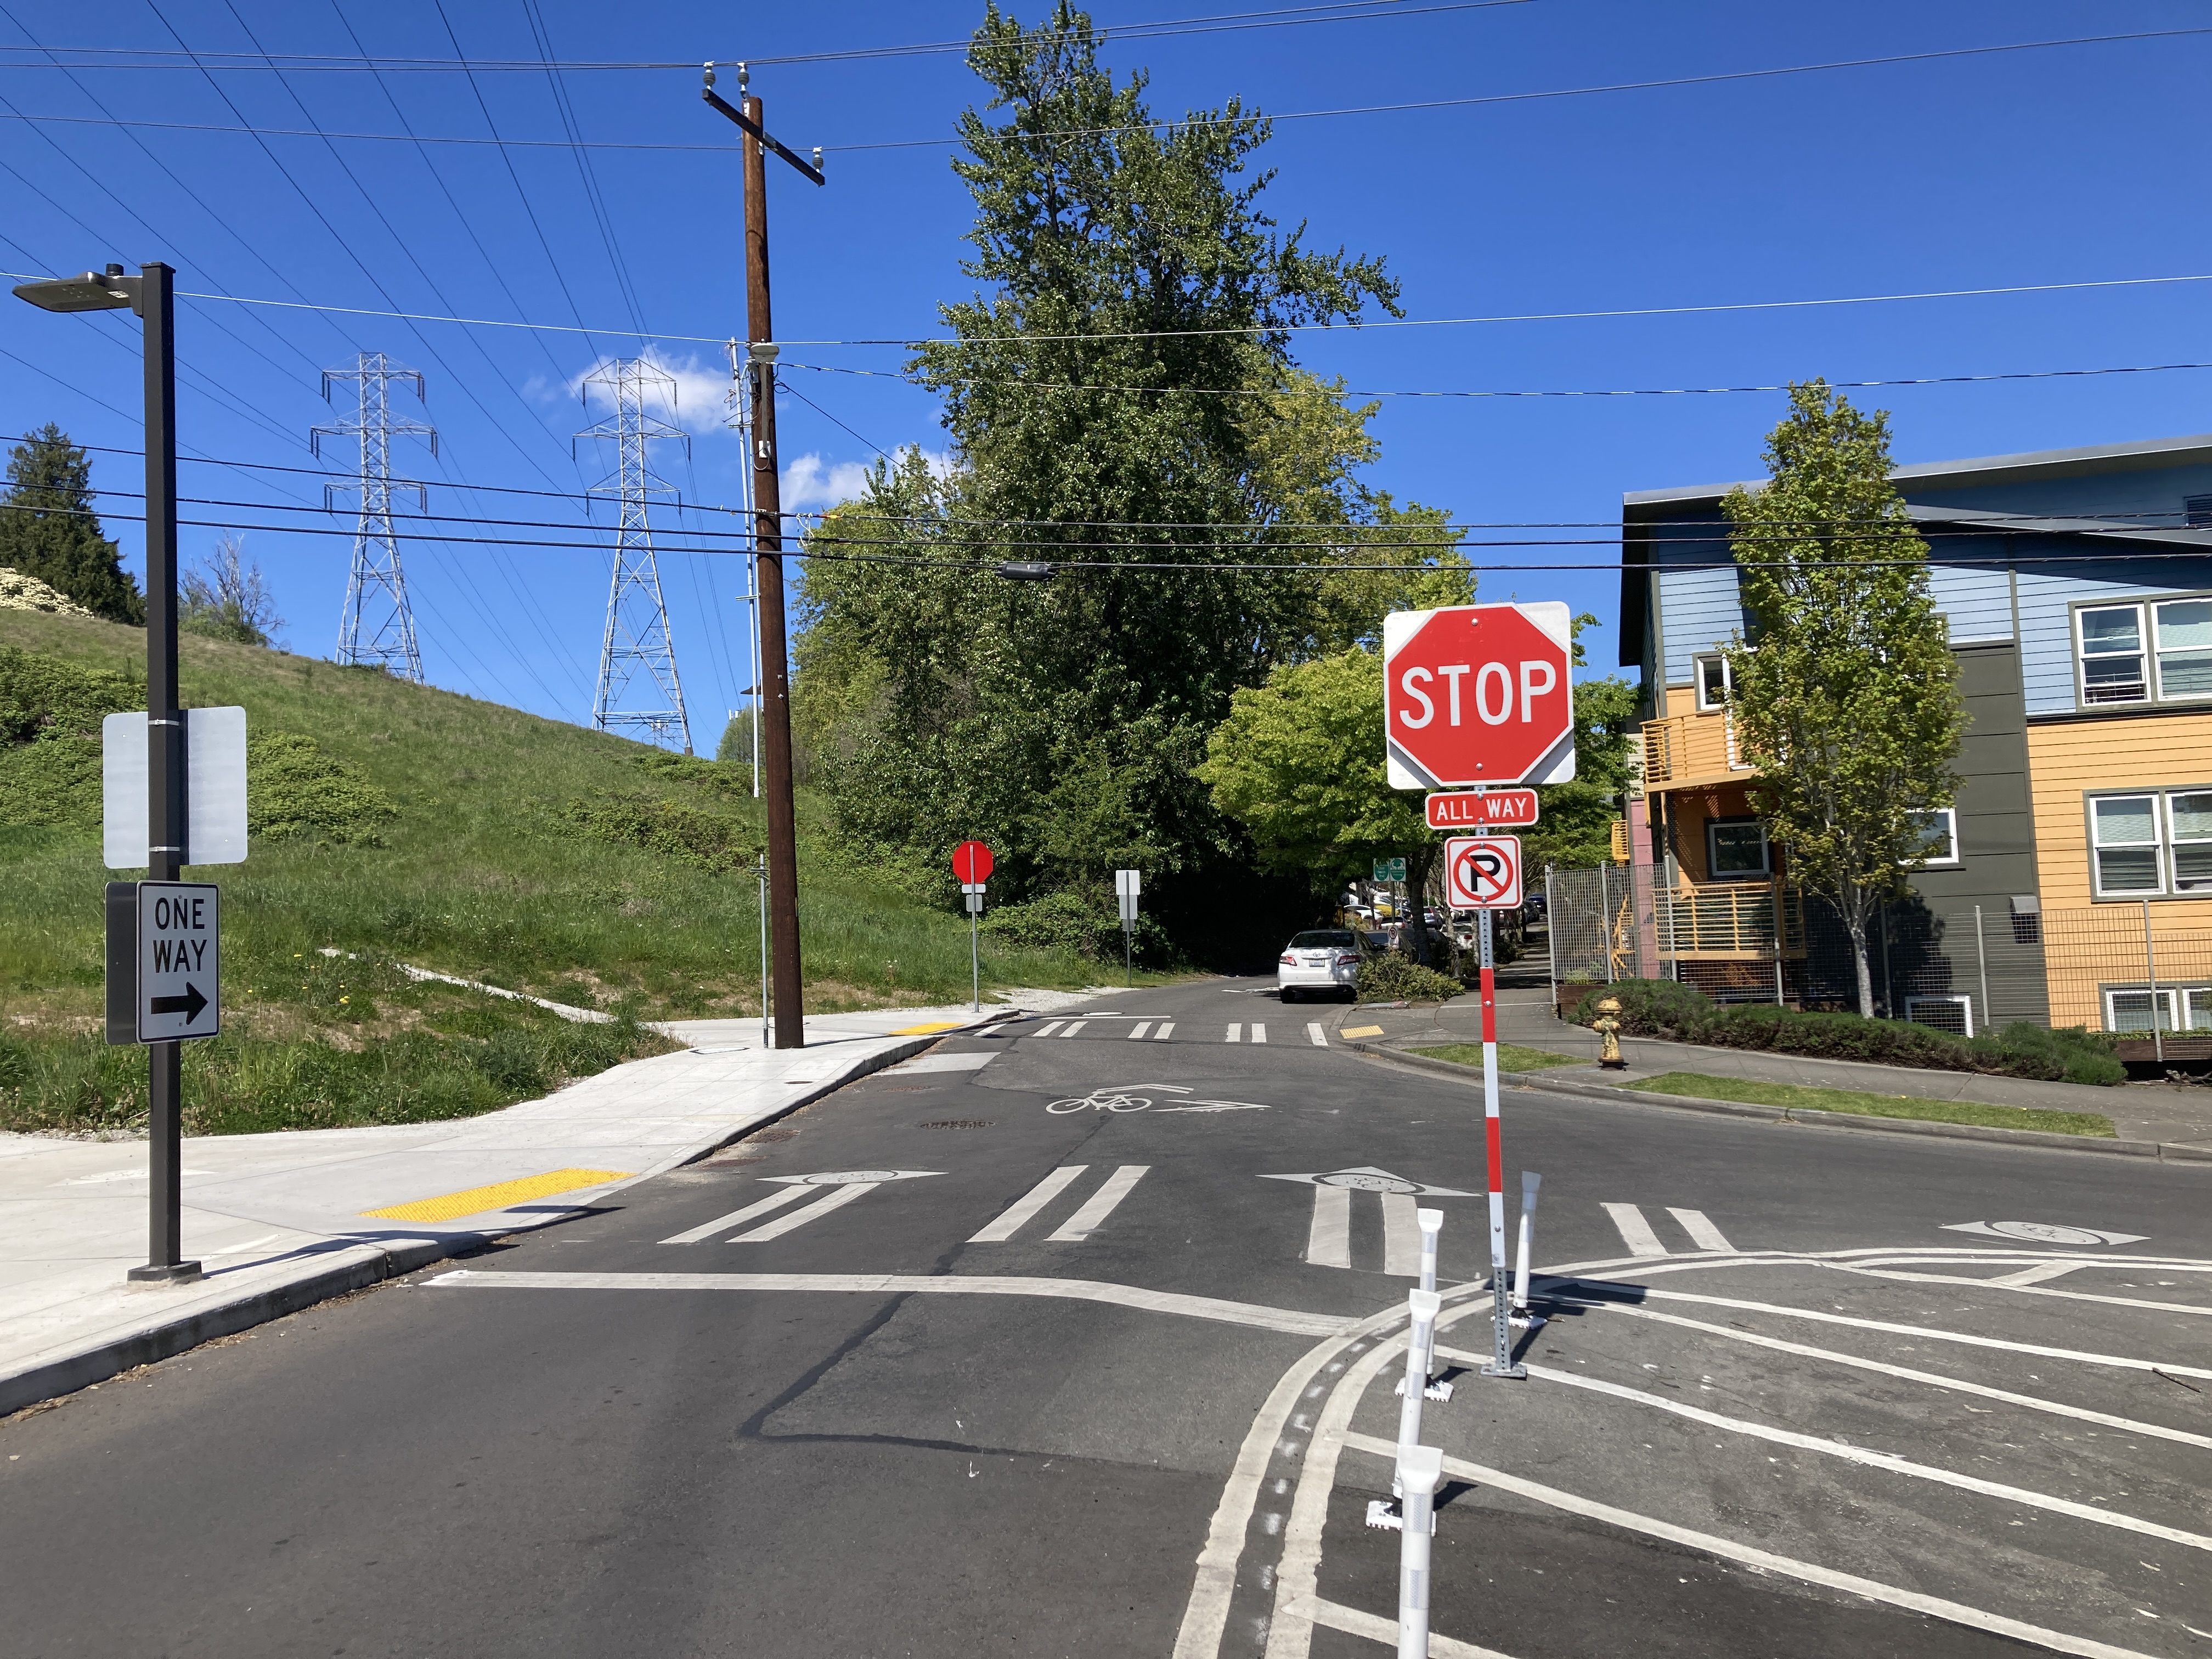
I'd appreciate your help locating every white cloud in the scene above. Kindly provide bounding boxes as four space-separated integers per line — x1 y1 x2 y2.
781 453 873 510
567 346 737 435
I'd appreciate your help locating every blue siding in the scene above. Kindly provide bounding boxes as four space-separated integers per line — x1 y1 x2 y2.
2014 552 2212 715
1927 556 2013 644
1908 462 2212 528
1656 565 1744 682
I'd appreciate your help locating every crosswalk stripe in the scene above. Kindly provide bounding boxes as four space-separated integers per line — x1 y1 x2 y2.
1602 1202 1669 1258
1153 1022 1175 1040
1226 1023 1242 1043
1667 1207 1734 1252
660 1184 810 1244
969 1166 1089 1243
1380 1193 1421 1277
1130 1021 1152 1040
1046 1165 1151 1242
1306 1184 1352 1268
1035 1020 1064 1039
730 1182 877 1242
1306 1022 1326 1046
1063 1020 1089 1037
1251 1022 1268 1044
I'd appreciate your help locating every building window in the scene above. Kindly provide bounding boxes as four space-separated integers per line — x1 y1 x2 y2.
1908 808 1960 866
1694 654 1731 710
2088 789 2212 896
2104 987 2212 1033
1707 816 1769 879
2076 596 2212 707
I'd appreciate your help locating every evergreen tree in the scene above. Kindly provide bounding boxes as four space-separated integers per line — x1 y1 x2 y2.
1722 382 1966 1017
0 425 144 624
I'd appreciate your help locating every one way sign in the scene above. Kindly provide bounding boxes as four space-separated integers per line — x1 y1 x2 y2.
135 882 221 1042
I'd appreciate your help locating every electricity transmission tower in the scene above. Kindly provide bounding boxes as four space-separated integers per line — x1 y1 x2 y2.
313 353 435 681
580 357 693 752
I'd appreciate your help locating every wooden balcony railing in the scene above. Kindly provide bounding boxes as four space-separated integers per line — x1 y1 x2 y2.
1640 710 1752 789
1662 877 1804 960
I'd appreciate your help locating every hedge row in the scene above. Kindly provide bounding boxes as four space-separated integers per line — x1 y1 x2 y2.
1571 979 2125 1087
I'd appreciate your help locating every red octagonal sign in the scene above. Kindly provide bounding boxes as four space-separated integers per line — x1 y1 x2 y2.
1384 602 1576 788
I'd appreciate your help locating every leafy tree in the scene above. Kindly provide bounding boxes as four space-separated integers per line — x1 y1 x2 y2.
180 532 282 646
1721 381 1965 1016
792 5 1447 960
1527 675 1640 870
0 425 143 624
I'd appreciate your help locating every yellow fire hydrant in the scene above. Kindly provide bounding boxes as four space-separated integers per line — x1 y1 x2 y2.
1593 996 1626 1070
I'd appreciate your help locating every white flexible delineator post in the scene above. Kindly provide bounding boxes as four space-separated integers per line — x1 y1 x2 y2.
1416 1208 1443 1377
1394 1289 1441 1494
1513 1171 1542 1314
1396 1443 1443 1659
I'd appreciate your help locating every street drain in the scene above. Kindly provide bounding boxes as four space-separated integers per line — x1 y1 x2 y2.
919 1119 993 1130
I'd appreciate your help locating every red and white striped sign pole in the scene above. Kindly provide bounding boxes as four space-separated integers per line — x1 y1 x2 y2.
1476 903 1522 1379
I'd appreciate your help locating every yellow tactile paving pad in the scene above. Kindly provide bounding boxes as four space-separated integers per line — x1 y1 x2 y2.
1340 1025 1385 1039
362 1168 633 1223
889 1021 967 1036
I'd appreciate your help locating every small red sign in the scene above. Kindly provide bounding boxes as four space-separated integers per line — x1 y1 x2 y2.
1426 789 1539 832
1443 835 1523 909
952 840 994 884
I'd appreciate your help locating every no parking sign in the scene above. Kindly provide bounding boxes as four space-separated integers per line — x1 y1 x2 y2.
1443 835 1522 909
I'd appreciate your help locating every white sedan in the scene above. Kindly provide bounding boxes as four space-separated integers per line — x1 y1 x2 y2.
1276 929 1365 1002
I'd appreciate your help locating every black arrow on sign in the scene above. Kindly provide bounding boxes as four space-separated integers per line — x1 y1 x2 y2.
149 982 209 1025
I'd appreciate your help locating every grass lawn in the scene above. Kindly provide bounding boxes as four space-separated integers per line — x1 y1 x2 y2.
1 610 1115 1135
1408 1042 1584 1073
1623 1071 2117 1137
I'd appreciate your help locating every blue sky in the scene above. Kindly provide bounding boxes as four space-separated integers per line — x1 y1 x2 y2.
5 1 2211 737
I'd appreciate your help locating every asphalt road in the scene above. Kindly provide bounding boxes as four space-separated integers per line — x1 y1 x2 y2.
5 975 2210 1658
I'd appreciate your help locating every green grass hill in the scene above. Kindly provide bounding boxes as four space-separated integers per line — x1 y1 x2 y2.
0 608 1102 1136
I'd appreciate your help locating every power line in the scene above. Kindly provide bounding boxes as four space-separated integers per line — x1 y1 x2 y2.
4 26 2203 153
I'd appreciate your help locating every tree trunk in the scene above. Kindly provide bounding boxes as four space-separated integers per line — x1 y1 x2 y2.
1403 843 1436 967
1842 899 1875 1018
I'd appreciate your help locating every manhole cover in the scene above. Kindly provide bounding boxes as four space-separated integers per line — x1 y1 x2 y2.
920 1119 994 1130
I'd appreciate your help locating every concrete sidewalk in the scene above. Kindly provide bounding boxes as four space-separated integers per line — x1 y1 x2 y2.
0 997 1074 1415
1347 986 2212 1150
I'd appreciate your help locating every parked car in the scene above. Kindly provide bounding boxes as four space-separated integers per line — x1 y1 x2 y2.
1277 929 1368 1002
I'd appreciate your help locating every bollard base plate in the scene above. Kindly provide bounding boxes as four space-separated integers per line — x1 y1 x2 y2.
1394 1378 1455 1403
1509 1312 1547 1331
1365 1499 1403 1532
126 1260 202 1284
1480 1362 1528 1380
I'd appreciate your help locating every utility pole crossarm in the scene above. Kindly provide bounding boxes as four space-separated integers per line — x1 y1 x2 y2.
703 64 825 186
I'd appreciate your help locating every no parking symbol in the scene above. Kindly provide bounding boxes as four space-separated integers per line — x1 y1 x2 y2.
1444 835 1522 909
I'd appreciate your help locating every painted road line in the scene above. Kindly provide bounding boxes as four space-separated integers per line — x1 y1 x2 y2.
1035 1020 1065 1038
1339 1434 2162 1659
1226 1023 1242 1043
1381 1193 1421 1277
730 1182 878 1242
1062 1020 1090 1037
1601 1202 1668 1258
1306 1184 1352 1269
1251 1022 1268 1044
1667 1207 1734 1252
968 1166 1089 1243
1432 1348 2212 1556
1994 1261 2086 1287
1130 1021 1152 1040
1284 1595 1517 1659
1154 1022 1175 1040
424 1269 1352 1338
1341 1024 1384 1039
362 1166 632 1223
1591 1301 2212 1452
1306 1022 1327 1046
1563 1283 2212 1382
1836 1263 2212 1320
661 1184 811 1244
1046 1165 1151 1242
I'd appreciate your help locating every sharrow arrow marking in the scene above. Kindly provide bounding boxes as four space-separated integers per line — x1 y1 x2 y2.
1263 1167 1475 1273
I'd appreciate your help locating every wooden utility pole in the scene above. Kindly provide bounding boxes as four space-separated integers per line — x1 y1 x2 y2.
705 63 821 1050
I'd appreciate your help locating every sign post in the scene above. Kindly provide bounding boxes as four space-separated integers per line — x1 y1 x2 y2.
1385 601 1573 1384
1115 870 1142 985
953 842 994 1014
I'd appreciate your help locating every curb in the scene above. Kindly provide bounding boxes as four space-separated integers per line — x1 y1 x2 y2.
1346 1041 2212 1165
1 1016 1011 1419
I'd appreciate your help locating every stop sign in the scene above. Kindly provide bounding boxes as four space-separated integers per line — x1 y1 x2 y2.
1383 602 1576 788
951 840 994 883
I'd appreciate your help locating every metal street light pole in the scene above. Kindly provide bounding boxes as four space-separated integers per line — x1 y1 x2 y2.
14 261 199 1283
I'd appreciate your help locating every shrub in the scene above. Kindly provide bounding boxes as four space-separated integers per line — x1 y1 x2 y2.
561 789 757 873
1357 953 1464 1003
1571 979 2124 1086
981 891 1165 965
250 732 400 845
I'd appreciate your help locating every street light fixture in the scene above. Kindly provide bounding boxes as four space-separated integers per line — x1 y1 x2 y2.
13 259 198 1284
